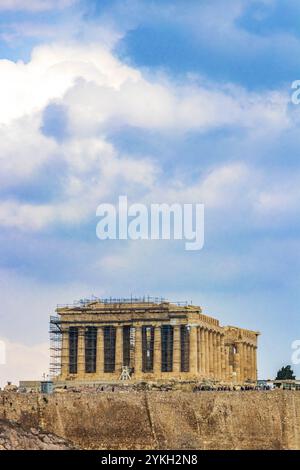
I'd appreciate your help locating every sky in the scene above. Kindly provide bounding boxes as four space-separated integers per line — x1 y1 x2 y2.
0 0 300 385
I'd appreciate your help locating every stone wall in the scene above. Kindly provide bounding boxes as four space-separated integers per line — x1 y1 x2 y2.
0 390 300 450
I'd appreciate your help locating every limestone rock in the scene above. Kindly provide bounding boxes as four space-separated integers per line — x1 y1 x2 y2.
0 419 77 450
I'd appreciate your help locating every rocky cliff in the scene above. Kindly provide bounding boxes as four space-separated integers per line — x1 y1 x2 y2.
0 419 76 450
0 390 299 450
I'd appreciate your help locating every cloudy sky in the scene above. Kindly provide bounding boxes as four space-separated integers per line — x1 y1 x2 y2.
0 0 300 386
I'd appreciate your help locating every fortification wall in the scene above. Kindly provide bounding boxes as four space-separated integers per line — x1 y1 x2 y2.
1 390 300 450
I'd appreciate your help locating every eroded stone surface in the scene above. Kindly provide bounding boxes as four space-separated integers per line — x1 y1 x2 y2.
0 390 299 450
0 419 76 450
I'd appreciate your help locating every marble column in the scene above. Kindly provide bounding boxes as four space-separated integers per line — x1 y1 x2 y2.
253 346 257 381
215 333 219 380
209 330 214 377
244 344 250 381
96 327 104 376
200 328 206 375
239 343 244 383
134 325 143 378
61 327 69 377
234 343 241 383
229 364 234 382
220 334 226 381
218 333 223 380
249 345 253 381
247 345 251 380
189 326 198 376
216 332 220 379
153 326 162 377
115 326 123 376
212 331 218 379
173 325 181 374
205 329 209 377
197 327 201 373
246 344 250 381
77 327 85 376
250 345 255 381
244 343 249 383
225 345 230 382
251 345 255 381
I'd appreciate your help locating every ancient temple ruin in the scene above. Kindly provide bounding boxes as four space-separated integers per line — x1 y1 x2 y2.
50 297 259 384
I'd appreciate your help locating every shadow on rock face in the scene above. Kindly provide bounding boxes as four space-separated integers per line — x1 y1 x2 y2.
0 419 78 450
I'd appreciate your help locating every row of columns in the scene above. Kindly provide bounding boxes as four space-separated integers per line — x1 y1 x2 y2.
60 324 257 382
195 328 226 380
234 342 257 383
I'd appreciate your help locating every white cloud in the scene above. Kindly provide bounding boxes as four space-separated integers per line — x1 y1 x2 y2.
0 200 55 230
0 267 103 387
0 40 292 233
0 0 75 11
254 179 300 223
0 114 58 187
0 337 49 388
0 43 139 126
0 133 158 230
141 162 254 212
182 162 252 209
64 73 289 134
0 42 289 130
0 0 296 391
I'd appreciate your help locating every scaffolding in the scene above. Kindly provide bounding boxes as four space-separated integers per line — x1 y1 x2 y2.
56 296 189 308
122 326 135 371
119 366 131 380
49 315 62 378
142 326 154 372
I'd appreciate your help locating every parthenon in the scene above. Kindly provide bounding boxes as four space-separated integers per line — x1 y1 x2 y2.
50 298 259 384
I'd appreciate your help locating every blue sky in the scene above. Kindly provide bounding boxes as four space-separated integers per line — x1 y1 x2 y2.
0 0 300 384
